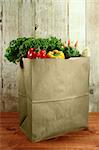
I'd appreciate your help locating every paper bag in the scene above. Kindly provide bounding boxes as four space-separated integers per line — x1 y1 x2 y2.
18 57 89 142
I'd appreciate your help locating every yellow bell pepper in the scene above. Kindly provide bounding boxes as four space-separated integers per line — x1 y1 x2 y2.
47 50 65 59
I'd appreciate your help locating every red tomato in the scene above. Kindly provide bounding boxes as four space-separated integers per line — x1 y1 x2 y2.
32 51 37 59
27 51 34 59
27 48 36 59
40 49 46 55
40 50 46 58
36 52 41 58
41 54 46 58
27 49 47 59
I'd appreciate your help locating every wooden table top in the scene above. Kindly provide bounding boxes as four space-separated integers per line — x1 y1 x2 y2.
0 112 99 150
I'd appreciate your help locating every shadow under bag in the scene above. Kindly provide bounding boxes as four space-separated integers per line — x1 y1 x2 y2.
18 57 89 142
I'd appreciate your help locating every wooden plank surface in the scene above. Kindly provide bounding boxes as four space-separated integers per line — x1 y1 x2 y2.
0 0 2 97
86 0 99 112
35 0 67 41
0 112 99 150
0 0 99 112
69 0 85 52
51 0 67 42
0 0 3 111
2 0 19 111
18 0 35 37
1 0 35 111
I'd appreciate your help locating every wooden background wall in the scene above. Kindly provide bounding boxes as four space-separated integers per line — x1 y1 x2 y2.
0 0 99 112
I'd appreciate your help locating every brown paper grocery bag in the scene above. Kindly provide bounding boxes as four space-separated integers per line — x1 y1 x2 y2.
18 57 89 142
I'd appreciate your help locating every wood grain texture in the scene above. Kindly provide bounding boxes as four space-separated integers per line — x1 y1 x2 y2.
2 0 19 111
1 0 35 111
0 0 68 111
18 0 35 37
86 0 99 111
0 0 99 112
0 0 2 95
0 112 99 150
51 0 67 42
35 0 67 41
0 0 3 111
69 0 85 52
35 0 51 38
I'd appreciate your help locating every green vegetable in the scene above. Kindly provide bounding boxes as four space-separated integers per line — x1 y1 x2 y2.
63 46 81 58
5 37 63 63
5 37 81 64
4 37 28 63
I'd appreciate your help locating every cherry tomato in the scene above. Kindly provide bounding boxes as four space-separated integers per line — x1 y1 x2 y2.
32 51 37 59
41 54 46 58
27 51 34 59
36 52 41 58
40 49 46 55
